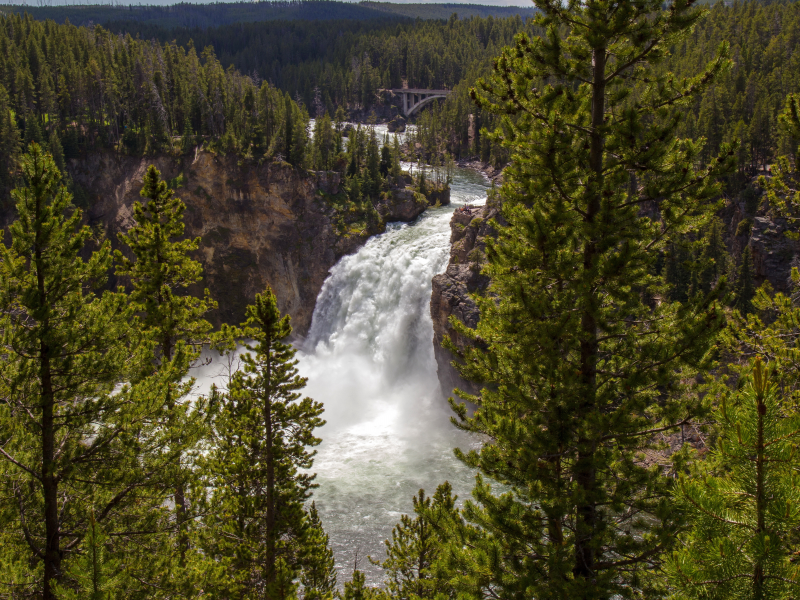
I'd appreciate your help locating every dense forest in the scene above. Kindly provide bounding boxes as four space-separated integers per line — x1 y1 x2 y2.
0 1 537 29
3 0 800 598
104 14 532 110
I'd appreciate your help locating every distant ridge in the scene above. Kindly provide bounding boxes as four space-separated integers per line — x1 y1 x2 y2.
0 0 537 27
362 2 537 19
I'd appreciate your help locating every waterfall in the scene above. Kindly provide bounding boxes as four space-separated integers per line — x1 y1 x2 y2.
295 164 490 583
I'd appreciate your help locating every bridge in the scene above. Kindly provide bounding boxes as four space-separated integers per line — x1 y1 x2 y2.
392 89 453 117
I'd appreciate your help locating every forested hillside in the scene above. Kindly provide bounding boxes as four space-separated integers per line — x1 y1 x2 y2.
0 0 537 29
410 0 800 173
105 14 531 111
95 1 800 178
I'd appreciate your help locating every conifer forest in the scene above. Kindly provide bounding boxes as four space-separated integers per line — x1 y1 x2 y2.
3 0 800 598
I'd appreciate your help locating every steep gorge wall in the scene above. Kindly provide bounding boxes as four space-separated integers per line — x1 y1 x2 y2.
430 200 499 397
430 184 800 397
68 149 430 335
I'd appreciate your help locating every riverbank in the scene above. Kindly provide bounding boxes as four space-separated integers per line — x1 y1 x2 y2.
456 158 505 183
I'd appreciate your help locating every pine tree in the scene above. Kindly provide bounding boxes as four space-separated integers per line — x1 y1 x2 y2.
365 127 381 197
200 286 326 599
300 502 337 599
443 0 736 597
380 140 392 178
370 482 459 599
52 512 126 600
667 358 800 599
697 217 729 296
761 94 800 236
734 245 756 315
341 570 380 600
0 143 139 599
114 164 216 567
0 83 21 191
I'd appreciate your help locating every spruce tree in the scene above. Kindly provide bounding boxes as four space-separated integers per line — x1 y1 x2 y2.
444 0 736 597
667 358 800 599
371 482 459 599
0 143 140 599
200 287 326 599
114 165 216 566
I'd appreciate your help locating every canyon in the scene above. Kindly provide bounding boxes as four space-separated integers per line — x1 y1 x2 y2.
67 148 442 335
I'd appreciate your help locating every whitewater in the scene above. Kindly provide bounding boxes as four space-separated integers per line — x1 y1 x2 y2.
195 125 493 584
295 163 490 582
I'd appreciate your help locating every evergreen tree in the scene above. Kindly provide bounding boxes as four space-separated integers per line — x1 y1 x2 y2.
390 135 402 179
300 502 337 599
114 165 216 567
0 83 21 192
0 143 140 599
380 140 392 178
667 358 800 599
724 94 800 421
443 0 736 597
365 127 381 197
200 287 326 599
284 94 294 164
697 217 729 296
370 482 458 599
734 246 756 315
52 512 126 600
341 570 379 600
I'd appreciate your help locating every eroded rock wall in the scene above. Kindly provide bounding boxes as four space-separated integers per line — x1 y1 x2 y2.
430 201 499 397
69 149 429 334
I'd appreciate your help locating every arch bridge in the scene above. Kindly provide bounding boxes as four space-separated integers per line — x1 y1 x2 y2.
392 89 453 117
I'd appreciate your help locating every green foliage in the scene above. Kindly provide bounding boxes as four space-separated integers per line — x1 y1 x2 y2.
370 482 459 599
301 502 338 599
0 143 148 598
199 287 326 599
0 83 20 193
341 570 380 600
734 246 756 316
0 12 308 172
442 0 736 597
668 358 800 599
52 513 126 600
114 164 216 580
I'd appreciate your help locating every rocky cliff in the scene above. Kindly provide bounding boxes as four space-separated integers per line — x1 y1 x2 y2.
68 148 432 335
430 182 800 397
430 199 500 397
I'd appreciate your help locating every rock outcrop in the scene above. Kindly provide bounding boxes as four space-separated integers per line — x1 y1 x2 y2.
430 200 500 397
68 149 432 335
728 199 798 291
386 115 407 133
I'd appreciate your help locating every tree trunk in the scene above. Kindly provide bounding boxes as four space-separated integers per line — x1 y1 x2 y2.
161 331 187 564
36 192 60 600
573 45 606 596
42 344 59 600
754 391 766 600
265 336 277 587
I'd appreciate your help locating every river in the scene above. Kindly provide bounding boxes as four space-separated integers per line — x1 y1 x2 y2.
197 124 492 585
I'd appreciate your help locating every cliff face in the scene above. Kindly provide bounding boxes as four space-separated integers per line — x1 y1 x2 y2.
430 201 499 397
69 149 429 335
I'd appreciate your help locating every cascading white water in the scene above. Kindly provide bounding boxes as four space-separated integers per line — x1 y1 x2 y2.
192 124 493 584
295 149 492 584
